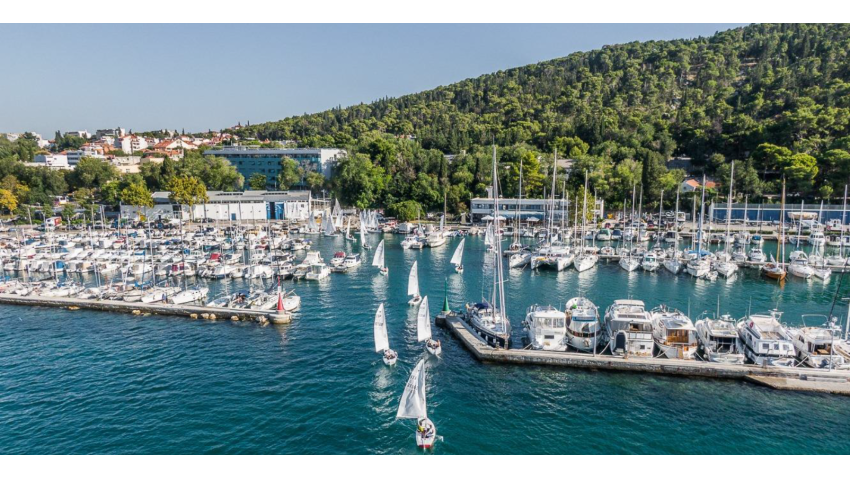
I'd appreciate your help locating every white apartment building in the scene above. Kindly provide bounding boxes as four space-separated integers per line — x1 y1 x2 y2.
29 153 72 170
114 135 149 154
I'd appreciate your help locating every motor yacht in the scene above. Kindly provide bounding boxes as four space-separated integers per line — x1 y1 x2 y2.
604 299 653 357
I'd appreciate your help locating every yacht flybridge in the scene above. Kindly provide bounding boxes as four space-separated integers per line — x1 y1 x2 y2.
737 310 796 367
604 299 653 357
523 304 567 351
650 305 698 359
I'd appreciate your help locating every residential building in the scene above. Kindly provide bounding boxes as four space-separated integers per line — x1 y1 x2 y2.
65 130 91 139
204 146 346 189
110 155 142 174
680 177 716 193
95 127 126 140
114 135 149 154
28 153 72 170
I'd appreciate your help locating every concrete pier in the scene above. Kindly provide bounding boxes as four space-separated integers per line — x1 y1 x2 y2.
0 293 288 323
437 313 850 396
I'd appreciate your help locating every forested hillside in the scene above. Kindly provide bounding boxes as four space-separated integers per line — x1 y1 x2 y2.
234 23 850 217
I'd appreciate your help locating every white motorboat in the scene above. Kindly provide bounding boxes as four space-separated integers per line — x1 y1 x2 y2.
141 286 181 303
650 305 698 359
695 315 745 364
789 252 814 279
564 297 601 353
640 252 659 272
808 231 826 247
169 286 209 305
305 263 330 280
737 310 796 367
343 253 362 269
604 299 653 357
747 247 766 263
522 304 567 351
790 317 846 369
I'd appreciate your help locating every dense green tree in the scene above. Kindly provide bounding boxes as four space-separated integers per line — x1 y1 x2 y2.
67 157 119 190
304 172 326 194
277 158 302 190
168 176 208 220
386 200 422 221
333 153 387 209
248 173 268 190
120 181 154 208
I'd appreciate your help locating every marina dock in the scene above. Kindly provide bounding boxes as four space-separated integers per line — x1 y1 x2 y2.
0 293 289 323
436 313 850 396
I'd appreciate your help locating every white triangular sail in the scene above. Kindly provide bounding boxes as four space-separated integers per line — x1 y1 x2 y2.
360 222 367 245
372 240 385 268
396 359 427 419
484 224 494 247
408 261 419 297
417 296 431 342
323 214 336 235
450 238 465 266
374 303 389 353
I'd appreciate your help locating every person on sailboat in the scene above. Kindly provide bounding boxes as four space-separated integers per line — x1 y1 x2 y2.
417 418 435 440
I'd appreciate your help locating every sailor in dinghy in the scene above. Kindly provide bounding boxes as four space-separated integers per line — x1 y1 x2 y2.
450 238 465 273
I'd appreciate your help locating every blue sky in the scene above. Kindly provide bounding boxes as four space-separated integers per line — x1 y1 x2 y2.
0 24 745 137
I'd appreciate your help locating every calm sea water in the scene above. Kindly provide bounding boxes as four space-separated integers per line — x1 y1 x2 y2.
2 234 850 454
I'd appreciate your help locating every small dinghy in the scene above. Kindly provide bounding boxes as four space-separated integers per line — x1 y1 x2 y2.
407 261 421 306
397 359 436 449
374 303 397 366
417 296 441 356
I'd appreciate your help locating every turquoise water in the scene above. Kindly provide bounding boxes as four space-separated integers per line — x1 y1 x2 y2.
2 234 850 454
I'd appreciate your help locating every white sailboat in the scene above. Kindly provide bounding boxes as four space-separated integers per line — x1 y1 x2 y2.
716 162 739 278
374 303 397 366
372 239 388 275
360 220 371 250
574 170 598 273
449 238 465 273
322 212 337 237
465 145 511 348
417 296 441 355
408 260 422 306
396 359 436 449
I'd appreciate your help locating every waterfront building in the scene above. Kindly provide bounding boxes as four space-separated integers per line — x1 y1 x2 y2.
120 190 316 222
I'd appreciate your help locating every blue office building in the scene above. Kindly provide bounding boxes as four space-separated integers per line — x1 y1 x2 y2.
204 146 346 189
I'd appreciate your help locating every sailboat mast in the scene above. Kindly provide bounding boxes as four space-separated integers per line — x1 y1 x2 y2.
697 174 706 256
549 149 558 245
516 155 523 243
778 178 786 263
841 185 848 257
725 161 735 257
582 170 589 250
491 145 506 316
